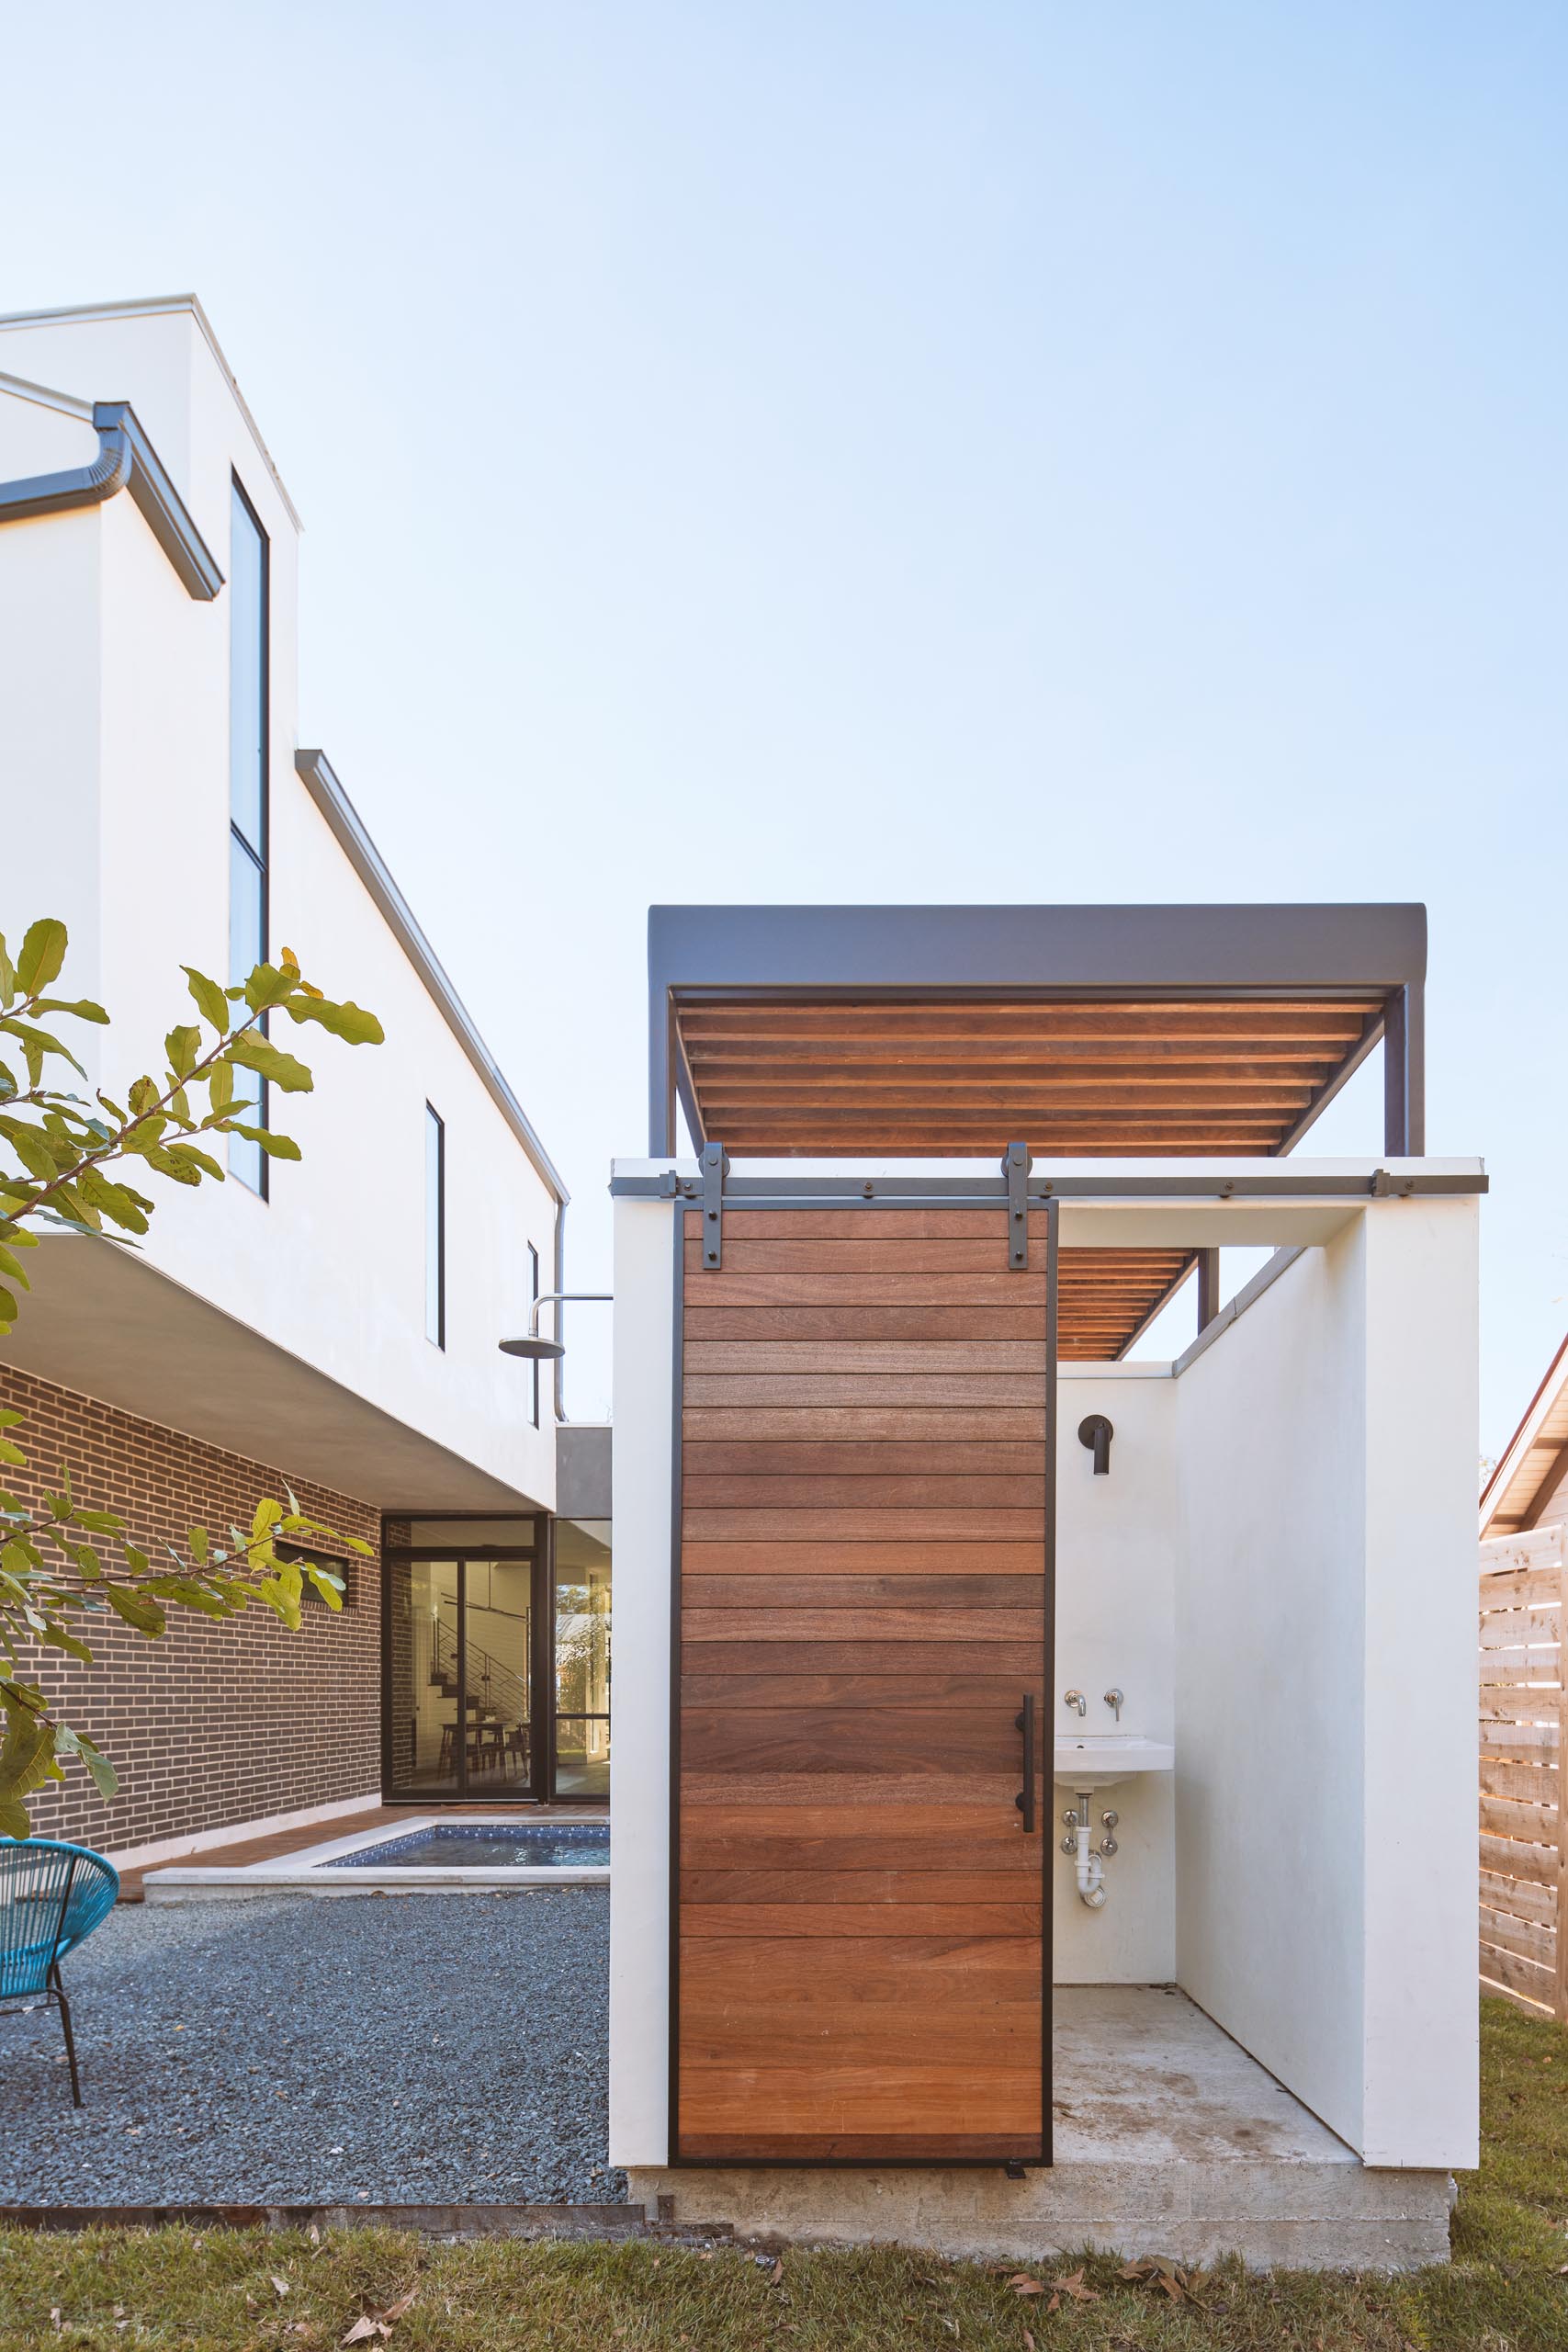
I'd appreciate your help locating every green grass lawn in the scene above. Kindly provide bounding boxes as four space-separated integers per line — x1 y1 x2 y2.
1 1999 1563 2351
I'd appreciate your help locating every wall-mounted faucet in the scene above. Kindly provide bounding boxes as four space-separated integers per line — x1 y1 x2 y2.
1077 1414 1113 1475
1064 1689 1087 1717
1103 1688 1123 1722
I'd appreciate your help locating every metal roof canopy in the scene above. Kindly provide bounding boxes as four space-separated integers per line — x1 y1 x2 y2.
647 903 1427 1359
644 898 1429 1157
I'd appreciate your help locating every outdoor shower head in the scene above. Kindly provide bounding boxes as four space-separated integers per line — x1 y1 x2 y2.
498 1291 611 1363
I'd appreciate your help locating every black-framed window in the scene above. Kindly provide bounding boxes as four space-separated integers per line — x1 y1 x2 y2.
424 1104 446 1347
228 477 269 1196
527 1240 540 1427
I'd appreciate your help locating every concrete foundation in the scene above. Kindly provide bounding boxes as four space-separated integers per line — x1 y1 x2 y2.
628 1988 1455 2270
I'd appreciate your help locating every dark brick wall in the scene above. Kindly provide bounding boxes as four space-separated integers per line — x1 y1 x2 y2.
1 1363 382 1853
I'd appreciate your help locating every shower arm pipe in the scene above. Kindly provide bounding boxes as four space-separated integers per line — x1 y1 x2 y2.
527 1290 612 1344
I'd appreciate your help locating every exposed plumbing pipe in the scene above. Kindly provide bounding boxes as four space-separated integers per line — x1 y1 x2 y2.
1071 1796 1107 1908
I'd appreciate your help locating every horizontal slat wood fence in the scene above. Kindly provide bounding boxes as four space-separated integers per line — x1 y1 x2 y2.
1479 1522 1567 2018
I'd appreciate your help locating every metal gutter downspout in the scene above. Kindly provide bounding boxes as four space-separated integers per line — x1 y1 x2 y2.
0 393 223 600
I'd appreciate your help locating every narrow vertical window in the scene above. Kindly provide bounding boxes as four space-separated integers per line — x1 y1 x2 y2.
229 478 269 1195
425 1105 446 1348
527 1241 541 1427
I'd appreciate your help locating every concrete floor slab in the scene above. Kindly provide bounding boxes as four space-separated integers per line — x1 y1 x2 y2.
629 1988 1454 2269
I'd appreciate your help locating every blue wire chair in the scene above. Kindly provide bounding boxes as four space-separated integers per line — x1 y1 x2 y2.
0 1838 119 2105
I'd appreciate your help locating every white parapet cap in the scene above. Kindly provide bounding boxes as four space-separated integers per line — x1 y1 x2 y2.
299 748 567 1204
0 292 300 529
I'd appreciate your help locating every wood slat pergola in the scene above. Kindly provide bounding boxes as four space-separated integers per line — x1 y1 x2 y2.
648 904 1427 1359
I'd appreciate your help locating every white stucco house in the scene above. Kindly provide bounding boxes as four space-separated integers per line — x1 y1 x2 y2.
0 296 611 1866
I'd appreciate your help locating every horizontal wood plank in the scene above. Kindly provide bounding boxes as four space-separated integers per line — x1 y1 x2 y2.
684 1307 1049 1341
683 1476 1046 1510
1478 1939 1556 2004
682 1372 1048 1407
1478 1869 1557 1927
683 1510 1046 1543
1481 1794 1559 1841
682 1541 1043 1575
1479 1832 1559 1886
684 1340 1050 1373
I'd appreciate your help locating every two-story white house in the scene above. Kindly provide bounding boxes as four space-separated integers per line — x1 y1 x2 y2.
0 294 610 1870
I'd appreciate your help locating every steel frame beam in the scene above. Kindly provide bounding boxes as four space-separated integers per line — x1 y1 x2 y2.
647 902 1429 1161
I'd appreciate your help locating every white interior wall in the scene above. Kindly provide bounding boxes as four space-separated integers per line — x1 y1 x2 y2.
1173 1205 1479 2168
1174 1234 1370 2148
1055 1366 1176 1984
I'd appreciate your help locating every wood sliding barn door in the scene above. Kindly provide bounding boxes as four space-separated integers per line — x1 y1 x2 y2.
673 1204 1054 2165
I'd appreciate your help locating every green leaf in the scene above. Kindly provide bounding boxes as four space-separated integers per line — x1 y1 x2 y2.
71 1509 123 1535
5 1126 62 1182
32 998 109 1025
101 1584 165 1637
250 1498 284 1541
38 1623 95 1663
0 1439 26 1466
283 995 385 1046
304 1566 344 1611
0 1287 17 1326
16 919 67 996
224 1123 301 1160
0 1702 57 1808
54 1725 118 1800
0 935 15 1011
207 1058 235 1113
75 1168 152 1234
164 1024 201 1080
243 962 301 1013
0 1019 85 1080
127 1076 160 1117
142 1577 235 1618
0 1245 32 1288
224 1034 313 1094
134 1145 202 1187
0 1794 29 1838
182 967 231 1035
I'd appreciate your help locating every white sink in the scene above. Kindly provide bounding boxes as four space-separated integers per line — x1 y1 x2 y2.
1053 1734 1174 1792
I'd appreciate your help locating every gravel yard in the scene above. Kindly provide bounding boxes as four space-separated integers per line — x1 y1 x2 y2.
2 1890 625 2208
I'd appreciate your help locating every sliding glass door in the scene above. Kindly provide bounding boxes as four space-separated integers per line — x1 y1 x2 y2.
384 1514 612 1803
384 1521 538 1802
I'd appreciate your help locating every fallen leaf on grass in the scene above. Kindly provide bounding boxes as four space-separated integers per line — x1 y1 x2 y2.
770 2258 784 2285
1022 2331 1036 2351
1006 2273 1044 2296
1118 2256 1197 2303
340 2324 387 2347
273 2277 292 2298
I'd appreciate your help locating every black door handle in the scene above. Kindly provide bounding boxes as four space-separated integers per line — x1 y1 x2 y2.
1014 1692 1035 1832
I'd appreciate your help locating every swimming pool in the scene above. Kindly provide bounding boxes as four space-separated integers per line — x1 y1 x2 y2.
141 1815 611 1901
322 1823 610 1871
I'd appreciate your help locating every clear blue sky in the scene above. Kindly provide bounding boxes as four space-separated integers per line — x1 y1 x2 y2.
5 3 1563 1441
